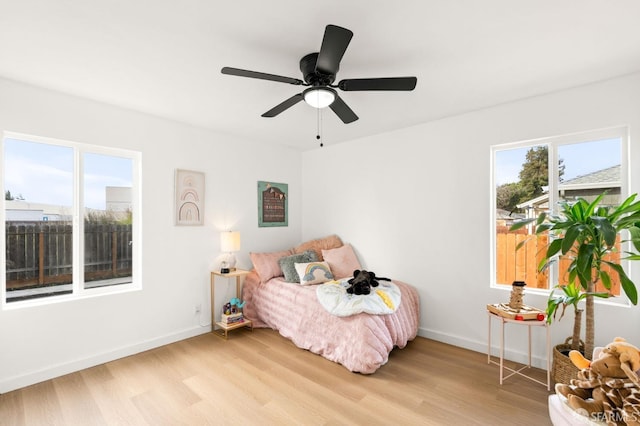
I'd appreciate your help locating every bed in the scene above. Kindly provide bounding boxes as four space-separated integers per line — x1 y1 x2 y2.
241 235 420 374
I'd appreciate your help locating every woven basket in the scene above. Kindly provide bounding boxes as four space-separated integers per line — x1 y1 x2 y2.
552 337 584 384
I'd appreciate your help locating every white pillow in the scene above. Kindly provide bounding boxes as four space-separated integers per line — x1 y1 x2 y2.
294 261 334 285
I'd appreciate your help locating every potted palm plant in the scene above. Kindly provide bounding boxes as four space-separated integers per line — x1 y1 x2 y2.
546 281 608 350
511 193 640 380
543 281 610 383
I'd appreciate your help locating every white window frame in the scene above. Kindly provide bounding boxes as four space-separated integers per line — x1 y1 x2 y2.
1 131 142 309
490 126 630 303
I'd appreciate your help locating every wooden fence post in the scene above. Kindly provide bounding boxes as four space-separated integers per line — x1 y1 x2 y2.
112 229 117 276
39 231 44 285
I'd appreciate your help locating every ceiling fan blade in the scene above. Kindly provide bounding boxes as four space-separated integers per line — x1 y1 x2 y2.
261 93 304 117
338 77 417 91
329 95 358 124
315 25 353 76
221 67 303 85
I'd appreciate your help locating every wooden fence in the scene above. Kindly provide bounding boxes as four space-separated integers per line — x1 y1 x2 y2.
5 222 132 291
496 229 621 295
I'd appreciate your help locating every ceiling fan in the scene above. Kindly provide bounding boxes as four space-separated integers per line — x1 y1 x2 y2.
221 24 417 124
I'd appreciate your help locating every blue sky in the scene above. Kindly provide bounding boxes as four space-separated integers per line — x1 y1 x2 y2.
4 138 132 210
495 138 621 186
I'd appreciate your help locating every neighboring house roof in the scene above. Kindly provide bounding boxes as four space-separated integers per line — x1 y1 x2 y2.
5 200 72 216
496 208 511 219
516 193 549 210
559 164 620 190
516 164 620 209
496 209 525 220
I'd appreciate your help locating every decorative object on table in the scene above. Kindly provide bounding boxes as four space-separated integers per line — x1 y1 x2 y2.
258 181 288 227
221 299 246 324
220 231 241 272
555 337 640 423
487 280 545 321
508 281 526 310
230 297 245 313
486 303 545 321
510 193 640 382
222 298 246 316
174 169 205 226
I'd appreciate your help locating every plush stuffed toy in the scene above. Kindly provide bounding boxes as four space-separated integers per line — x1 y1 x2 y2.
556 339 640 425
604 337 640 381
230 297 245 309
224 298 246 315
346 270 391 295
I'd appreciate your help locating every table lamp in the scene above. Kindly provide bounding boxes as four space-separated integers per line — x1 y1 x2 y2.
220 231 240 273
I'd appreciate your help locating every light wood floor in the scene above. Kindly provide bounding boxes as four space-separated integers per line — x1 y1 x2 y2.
0 329 553 425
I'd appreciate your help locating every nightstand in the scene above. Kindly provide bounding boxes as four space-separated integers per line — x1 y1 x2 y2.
210 269 252 339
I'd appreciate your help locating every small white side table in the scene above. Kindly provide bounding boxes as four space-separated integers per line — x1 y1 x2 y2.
487 310 551 390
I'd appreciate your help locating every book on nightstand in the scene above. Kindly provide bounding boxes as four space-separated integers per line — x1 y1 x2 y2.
220 312 244 324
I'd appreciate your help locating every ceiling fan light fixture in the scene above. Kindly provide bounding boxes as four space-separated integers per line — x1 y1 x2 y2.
303 87 336 108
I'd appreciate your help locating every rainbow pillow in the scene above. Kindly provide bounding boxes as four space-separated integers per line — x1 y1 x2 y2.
294 261 334 285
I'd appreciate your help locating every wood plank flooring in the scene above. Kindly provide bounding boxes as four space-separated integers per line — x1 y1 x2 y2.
0 330 553 425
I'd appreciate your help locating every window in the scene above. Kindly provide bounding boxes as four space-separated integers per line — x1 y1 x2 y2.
491 127 627 294
2 132 141 306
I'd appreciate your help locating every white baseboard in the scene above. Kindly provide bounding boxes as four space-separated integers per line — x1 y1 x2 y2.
0 325 210 394
417 326 549 370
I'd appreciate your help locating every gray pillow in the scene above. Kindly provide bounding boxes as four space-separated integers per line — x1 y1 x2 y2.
278 250 318 283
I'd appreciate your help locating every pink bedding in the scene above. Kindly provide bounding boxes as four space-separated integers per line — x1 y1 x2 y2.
241 272 420 374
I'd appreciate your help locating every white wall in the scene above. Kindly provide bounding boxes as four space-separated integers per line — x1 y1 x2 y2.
0 78 302 392
301 72 640 368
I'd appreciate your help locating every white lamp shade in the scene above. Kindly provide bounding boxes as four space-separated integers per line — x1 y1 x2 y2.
220 231 241 252
303 87 336 108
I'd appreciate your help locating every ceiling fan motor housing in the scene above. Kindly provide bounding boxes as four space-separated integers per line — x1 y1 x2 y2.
300 53 336 86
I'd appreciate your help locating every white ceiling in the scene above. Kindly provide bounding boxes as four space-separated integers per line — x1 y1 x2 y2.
2 1 640 150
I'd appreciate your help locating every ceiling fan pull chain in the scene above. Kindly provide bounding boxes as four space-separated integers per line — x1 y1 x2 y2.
316 107 324 147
